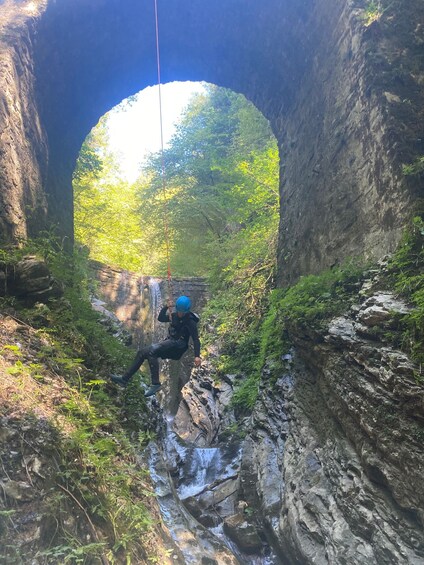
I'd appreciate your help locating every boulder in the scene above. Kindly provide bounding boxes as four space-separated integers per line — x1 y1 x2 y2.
223 513 262 554
0 256 62 302
0 480 35 502
12 256 51 295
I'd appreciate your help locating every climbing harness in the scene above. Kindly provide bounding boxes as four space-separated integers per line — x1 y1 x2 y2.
153 0 173 304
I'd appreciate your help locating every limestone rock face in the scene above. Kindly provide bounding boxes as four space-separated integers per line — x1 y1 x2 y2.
240 293 424 564
169 368 242 528
173 366 236 446
0 1 49 242
359 293 411 325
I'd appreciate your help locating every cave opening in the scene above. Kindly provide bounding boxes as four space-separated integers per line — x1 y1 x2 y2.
72 80 280 281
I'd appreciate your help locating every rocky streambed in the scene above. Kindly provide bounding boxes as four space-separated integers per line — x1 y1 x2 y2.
144 287 423 565
145 368 280 564
91 264 423 563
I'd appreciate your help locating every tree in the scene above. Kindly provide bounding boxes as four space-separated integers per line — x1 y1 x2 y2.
73 118 146 272
136 85 279 278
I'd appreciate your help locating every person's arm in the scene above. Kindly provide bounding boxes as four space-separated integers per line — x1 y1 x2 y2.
189 319 201 365
158 305 170 322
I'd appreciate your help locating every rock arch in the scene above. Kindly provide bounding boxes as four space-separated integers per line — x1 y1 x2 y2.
0 0 423 283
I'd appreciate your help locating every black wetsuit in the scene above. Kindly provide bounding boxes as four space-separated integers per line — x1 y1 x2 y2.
122 306 200 385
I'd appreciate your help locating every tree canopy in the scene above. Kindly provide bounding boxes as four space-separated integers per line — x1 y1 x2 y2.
73 84 279 286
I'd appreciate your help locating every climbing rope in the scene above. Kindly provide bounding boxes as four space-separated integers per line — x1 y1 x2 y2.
153 0 173 303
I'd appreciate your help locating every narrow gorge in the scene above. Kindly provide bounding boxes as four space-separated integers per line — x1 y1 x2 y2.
0 0 423 564
91 263 424 564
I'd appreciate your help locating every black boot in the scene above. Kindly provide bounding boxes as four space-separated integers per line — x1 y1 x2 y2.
144 384 162 397
111 374 129 388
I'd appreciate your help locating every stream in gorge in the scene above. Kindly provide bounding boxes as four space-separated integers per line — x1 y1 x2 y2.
94 264 424 564
139 280 280 564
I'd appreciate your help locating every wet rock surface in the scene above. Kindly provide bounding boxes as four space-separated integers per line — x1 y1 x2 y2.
146 440 241 565
223 513 263 554
137 349 276 562
173 365 236 446
91 297 132 345
164 368 243 531
239 291 424 564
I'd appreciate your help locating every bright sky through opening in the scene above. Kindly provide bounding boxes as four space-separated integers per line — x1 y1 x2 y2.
107 81 205 182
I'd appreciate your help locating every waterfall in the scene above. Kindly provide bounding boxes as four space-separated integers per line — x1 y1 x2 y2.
148 277 163 338
140 280 278 563
177 447 222 499
164 427 242 501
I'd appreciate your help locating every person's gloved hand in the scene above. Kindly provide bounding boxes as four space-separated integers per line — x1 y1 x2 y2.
194 357 201 367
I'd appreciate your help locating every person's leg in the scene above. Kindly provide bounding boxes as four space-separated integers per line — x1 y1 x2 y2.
111 347 148 387
143 340 186 397
122 349 147 382
143 348 161 396
146 354 160 385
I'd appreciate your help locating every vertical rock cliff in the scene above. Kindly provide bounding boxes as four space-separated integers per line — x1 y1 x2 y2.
0 1 48 241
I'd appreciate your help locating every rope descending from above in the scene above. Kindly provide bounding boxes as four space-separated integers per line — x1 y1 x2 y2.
153 0 173 301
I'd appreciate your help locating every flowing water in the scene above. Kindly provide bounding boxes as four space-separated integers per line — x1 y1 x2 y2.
137 281 279 563
146 433 240 565
148 277 162 336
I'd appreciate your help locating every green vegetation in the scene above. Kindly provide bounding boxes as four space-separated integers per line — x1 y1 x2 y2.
74 119 145 272
75 85 279 278
402 156 424 177
137 86 279 276
361 1 383 25
362 0 393 27
385 216 424 363
229 261 367 411
0 240 163 564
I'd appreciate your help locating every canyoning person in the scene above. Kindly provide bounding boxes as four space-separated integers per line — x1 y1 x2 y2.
111 295 201 397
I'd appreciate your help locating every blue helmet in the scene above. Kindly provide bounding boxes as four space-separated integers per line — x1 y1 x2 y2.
176 295 191 312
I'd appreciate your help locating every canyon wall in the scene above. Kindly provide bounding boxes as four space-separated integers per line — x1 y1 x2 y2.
0 1 49 242
276 0 424 283
175 284 424 564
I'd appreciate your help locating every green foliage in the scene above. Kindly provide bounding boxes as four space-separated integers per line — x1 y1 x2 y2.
74 86 278 279
402 156 424 177
73 85 280 416
230 261 366 412
386 216 424 363
37 542 107 564
0 238 157 563
16 236 133 373
0 510 16 537
361 1 383 25
73 119 145 272
130 85 278 276
269 263 365 327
